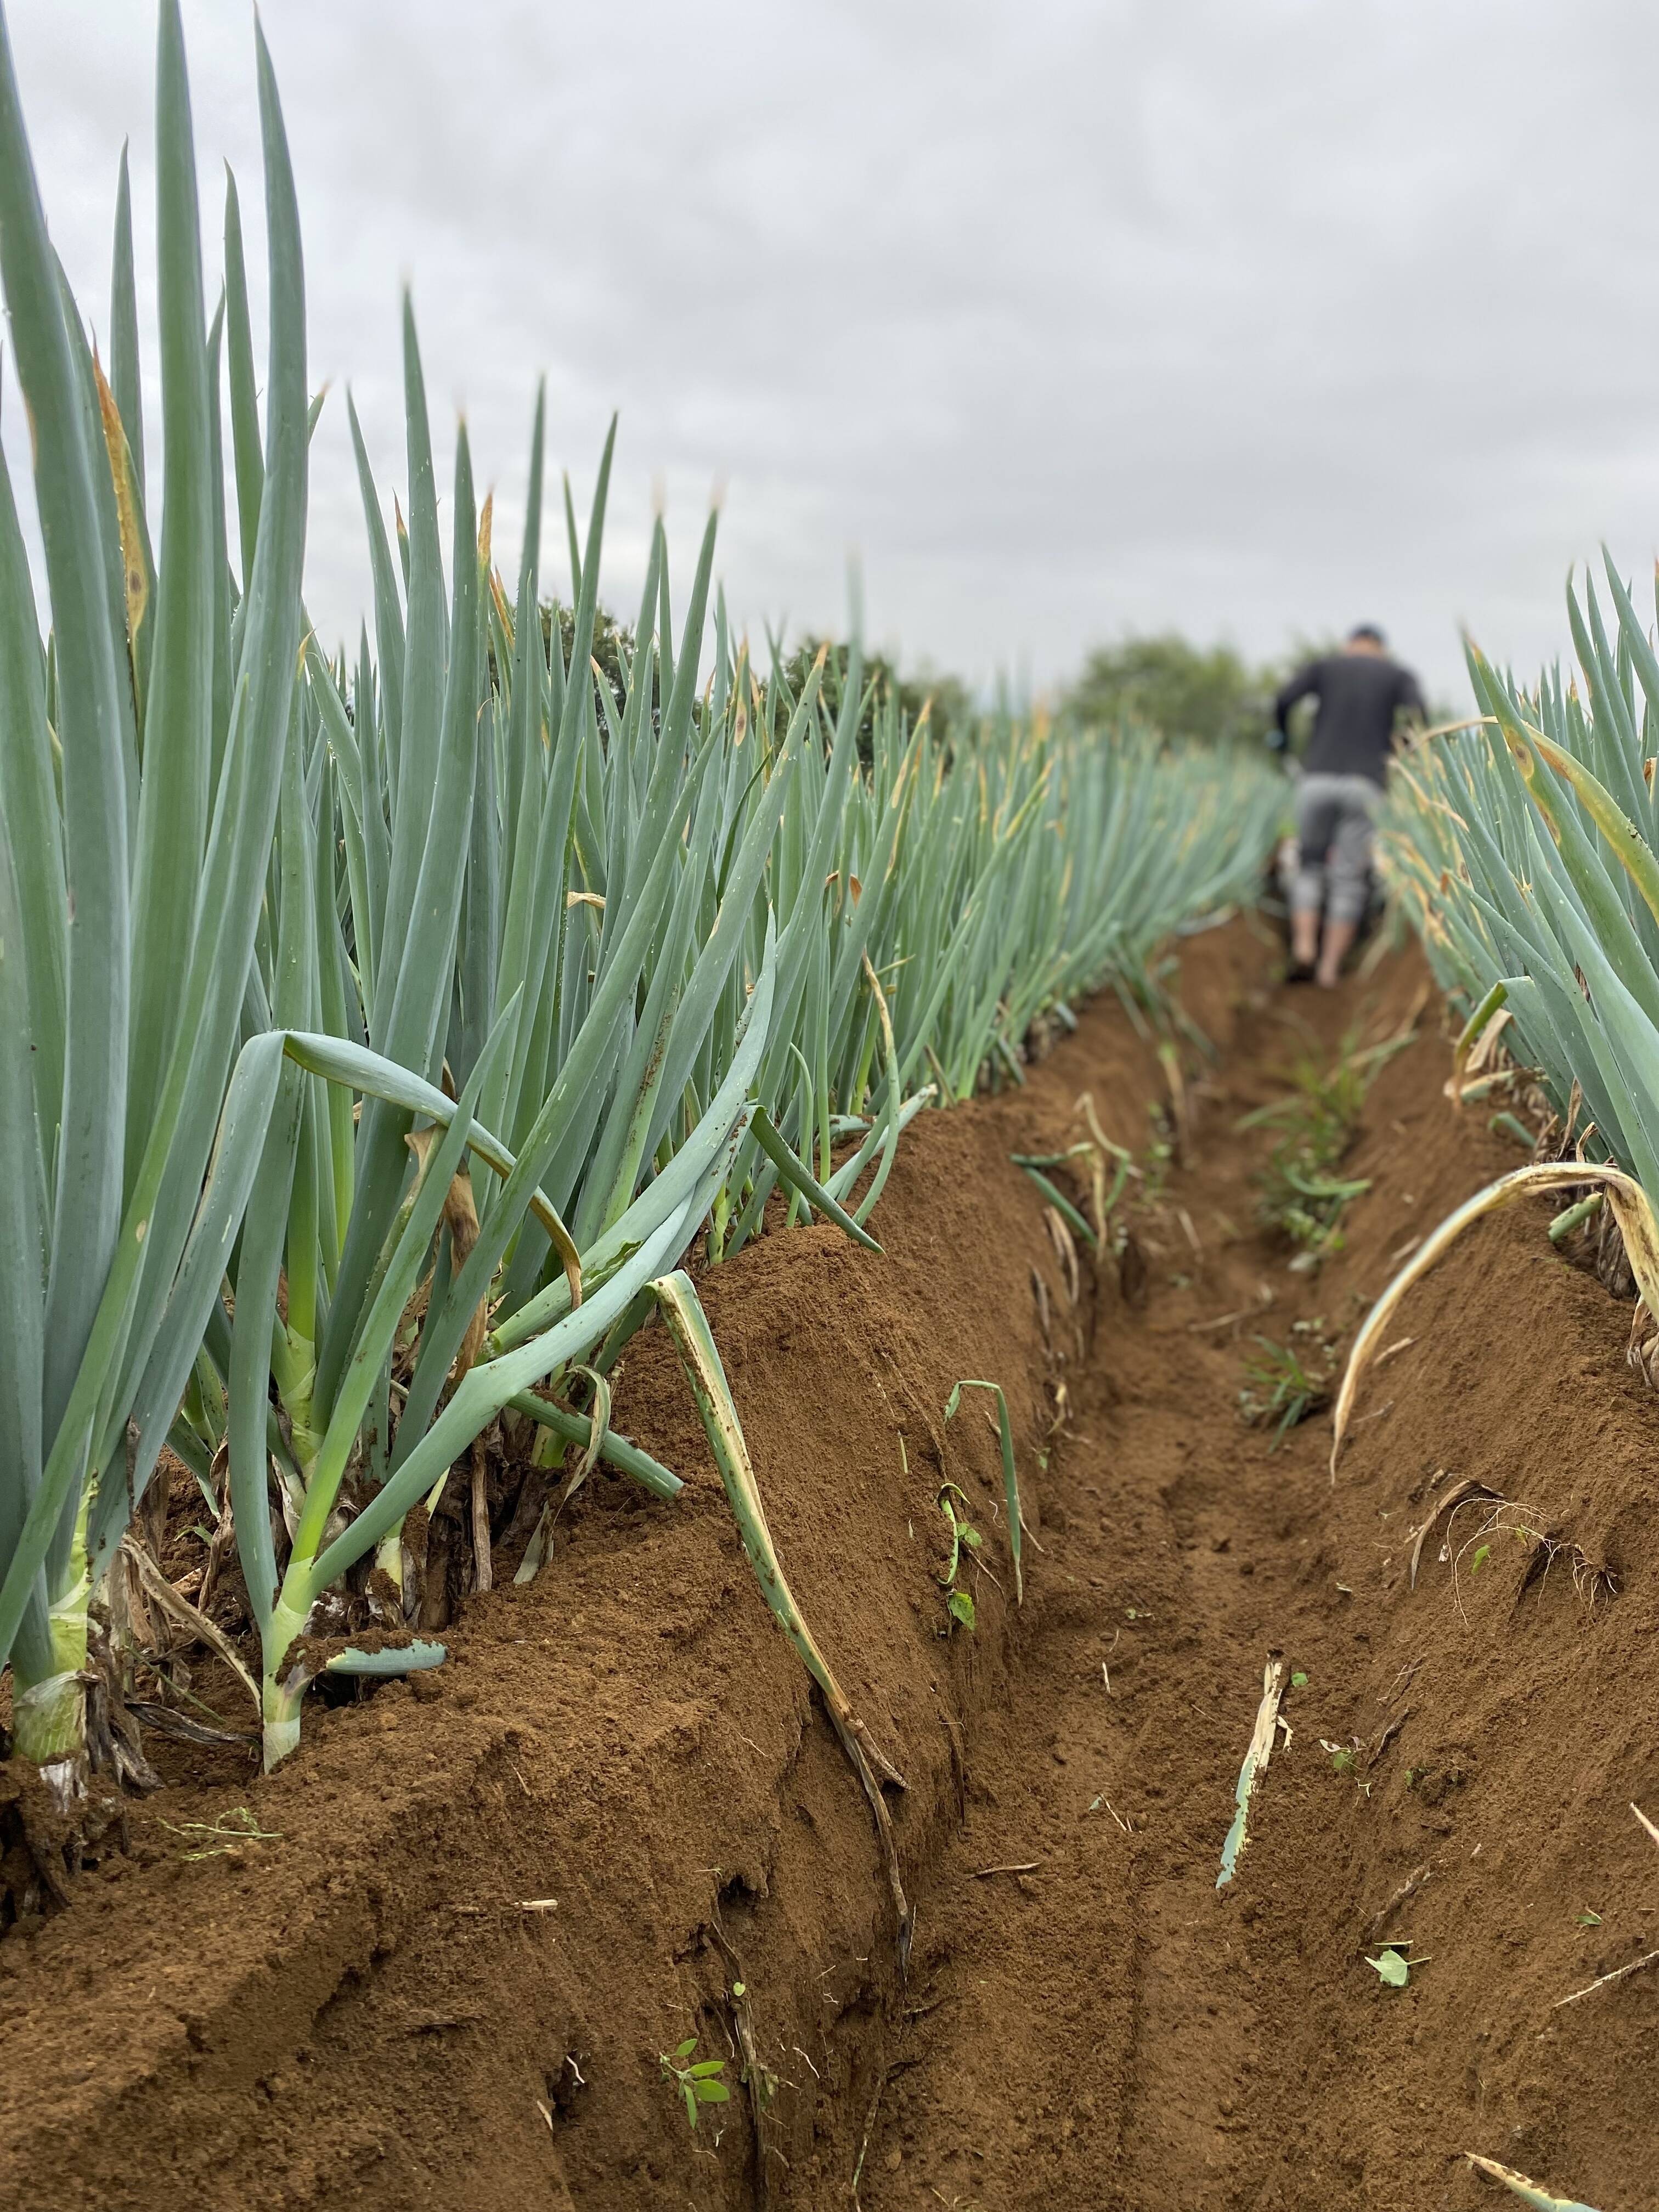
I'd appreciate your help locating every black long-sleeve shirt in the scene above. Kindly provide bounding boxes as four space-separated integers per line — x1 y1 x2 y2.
1273 651 1425 786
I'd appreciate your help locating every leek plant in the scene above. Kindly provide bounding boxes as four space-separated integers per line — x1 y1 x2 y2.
1339 560 1659 1454
0 0 1288 1803
0 3 307 1801
705 662 1283 1255
1380 559 1659 1182
222 326 834 1762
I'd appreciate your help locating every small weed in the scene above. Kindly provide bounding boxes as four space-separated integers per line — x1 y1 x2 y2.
1141 1105 1175 1206
1291 1670 1309 1689
1366 1944 1429 1989
935 1482 982 1634
1577 1910 1603 1927
1241 1024 1407 1263
1329 1747 1355 1776
659 2038 730 2130
1238 1331 1333 1444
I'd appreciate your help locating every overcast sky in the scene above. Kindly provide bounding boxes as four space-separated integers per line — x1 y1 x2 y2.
6 0 1659 706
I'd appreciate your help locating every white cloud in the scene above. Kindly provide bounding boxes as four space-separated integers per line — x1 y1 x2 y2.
8 0 1659 703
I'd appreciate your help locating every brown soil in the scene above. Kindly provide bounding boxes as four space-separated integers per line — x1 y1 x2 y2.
4 923 1657 2212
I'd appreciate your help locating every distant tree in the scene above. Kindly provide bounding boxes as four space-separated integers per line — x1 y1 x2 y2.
778 636 974 756
543 599 636 708
1063 633 1281 747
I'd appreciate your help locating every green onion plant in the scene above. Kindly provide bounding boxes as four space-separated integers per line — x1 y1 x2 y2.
0 0 1285 1804
1339 560 1659 1454
0 2 306 1803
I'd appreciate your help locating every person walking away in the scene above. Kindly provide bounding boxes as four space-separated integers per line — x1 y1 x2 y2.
1271 624 1424 986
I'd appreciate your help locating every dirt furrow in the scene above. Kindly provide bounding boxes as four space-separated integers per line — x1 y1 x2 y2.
839 976 1357 2209
840 956 1616 2212
9 938 1657 2212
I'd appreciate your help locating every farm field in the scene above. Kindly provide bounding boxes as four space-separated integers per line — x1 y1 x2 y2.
5 924 1656 2210
4 8 1659 2212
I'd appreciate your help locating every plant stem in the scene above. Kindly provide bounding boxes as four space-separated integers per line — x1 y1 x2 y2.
11 1494 92 1802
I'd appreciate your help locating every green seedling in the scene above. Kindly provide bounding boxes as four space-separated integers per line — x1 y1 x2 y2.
1328 1747 1355 1776
935 1481 982 1634
944 1378 1024 1604
1366 1944 1429 1989
1291 1671 1309 1689
1239 1334 1332 1445
1576 1910 1603 1927
659 2038 730 2130
1141 1114 1174 1207
1240 1024 1406 1261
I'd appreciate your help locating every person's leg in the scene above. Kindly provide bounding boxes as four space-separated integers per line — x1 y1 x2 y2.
1314 916 1357 986
1317 782 1378 986
1290 778 1338 974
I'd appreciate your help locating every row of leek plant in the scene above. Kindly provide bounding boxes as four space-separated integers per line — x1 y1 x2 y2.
0 3 793 1787
0 4 312 1803
0 2 1282 1797
684 658 1285 1256
1336 558 1659 1457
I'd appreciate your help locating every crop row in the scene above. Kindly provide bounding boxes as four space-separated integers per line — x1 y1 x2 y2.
0 7 1280 1819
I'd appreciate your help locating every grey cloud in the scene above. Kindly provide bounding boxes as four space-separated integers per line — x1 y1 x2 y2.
9 0 1659 703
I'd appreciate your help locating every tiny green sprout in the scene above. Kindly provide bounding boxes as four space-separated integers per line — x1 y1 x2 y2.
731 1981 746 1996
1576 1911 1602 1928
659 2038 730 2130
935 1483 981 1634
1126 1606 1139 1621
1291 1671 1309 1689
1470 1543 1492 1577
1365 1945 1429 1989
1329 1747 1355 1776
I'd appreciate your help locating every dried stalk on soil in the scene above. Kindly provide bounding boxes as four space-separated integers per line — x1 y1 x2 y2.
1550 1799 1659 2012
1333 1159 1659 1477
1216 1655 1285 1889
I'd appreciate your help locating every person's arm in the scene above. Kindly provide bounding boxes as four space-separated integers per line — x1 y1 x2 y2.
1392 667 1427 749
1269 661 1321 752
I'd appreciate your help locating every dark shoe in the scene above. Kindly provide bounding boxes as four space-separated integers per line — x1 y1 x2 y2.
1284 960 1316 985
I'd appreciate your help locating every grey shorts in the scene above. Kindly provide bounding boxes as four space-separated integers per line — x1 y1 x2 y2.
1291 772 1379 926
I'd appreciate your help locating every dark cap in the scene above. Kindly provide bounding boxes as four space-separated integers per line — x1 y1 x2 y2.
1348 623 1386 646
